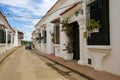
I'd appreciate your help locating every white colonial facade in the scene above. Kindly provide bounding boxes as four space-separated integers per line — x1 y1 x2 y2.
13 29 24 47
32 0 120 76
0 11 24 54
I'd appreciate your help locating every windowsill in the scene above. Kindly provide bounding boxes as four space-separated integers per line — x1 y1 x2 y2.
87 45 111 50
53 44 60 47
43 44 47 45
87 45 111 54
0 44 6 46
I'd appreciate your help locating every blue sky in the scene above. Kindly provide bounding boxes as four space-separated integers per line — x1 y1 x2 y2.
0 0 57 41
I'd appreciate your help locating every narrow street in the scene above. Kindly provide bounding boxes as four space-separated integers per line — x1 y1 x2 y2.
0 47 88 80
0 47 68 80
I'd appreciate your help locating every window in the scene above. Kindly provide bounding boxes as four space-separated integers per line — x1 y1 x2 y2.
38 33 41 43
8 33 11 43
0 29 6 43
54 22 60 44
42 30 47 43
87 0 110 45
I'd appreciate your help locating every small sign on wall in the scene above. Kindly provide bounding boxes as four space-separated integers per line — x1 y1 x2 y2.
83 31 87 38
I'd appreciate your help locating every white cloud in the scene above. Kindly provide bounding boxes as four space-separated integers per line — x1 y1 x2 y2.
31 19 40 25
0 0 58 16
24 25 34 29
0 0 58 41
30 0 58 16
0 0 31 9
9 7 31 17
24 31 32 41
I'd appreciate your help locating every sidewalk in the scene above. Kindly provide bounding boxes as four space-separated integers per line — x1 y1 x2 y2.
0 47 18 63
33 50 120 80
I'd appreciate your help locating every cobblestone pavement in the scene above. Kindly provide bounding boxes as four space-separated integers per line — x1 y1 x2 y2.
0 47 68 80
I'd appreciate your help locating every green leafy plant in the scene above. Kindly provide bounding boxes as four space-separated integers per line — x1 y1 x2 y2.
87 19 100 32
61 17 74 54
63 41 73 53
60 17 71 31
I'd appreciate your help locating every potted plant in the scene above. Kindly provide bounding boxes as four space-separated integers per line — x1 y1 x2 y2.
63 41 74 60
87 19 100 37
61 17 74 60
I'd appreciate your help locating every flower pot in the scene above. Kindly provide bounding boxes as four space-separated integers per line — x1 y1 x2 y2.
63 53 73 60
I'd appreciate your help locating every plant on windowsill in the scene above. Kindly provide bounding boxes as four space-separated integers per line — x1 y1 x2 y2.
87 19 100 37
36 37 39 40
40 36 44 40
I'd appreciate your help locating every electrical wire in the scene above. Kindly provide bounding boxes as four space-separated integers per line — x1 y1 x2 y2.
5 15 42 19
0 4 5 15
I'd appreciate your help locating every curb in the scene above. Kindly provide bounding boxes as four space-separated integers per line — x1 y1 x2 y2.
32 50 94 80
0 47 18 64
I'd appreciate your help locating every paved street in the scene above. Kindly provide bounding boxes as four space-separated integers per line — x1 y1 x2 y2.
0 47 68 80
31 51 88 80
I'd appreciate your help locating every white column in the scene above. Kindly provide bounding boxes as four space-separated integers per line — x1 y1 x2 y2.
5 29 8 50
77 22 86 65
40 28 44 52
78 0 87 65
46 23 54 54
10 32 13 49
11 32 13 44
14 30 18 46
59 17 69 58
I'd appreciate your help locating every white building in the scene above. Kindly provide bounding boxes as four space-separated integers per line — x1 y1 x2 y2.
32 0 120 76
0 11 24 54
13 29 24 46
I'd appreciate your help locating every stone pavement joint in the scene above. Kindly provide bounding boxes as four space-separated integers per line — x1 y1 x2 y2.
33 50 120 80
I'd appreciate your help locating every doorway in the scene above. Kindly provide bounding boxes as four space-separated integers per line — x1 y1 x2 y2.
71 21 80 60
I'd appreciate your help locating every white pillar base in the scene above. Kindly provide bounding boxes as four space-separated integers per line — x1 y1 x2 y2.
77 60 85 65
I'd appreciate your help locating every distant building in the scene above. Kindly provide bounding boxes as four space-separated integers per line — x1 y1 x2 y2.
32 0 120 76
13 28 24 46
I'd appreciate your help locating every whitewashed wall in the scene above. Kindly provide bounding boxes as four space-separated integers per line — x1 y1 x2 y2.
34 0 120 76
102 0 120 76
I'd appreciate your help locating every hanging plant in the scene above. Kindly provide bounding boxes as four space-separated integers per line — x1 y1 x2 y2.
60 17 71 31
